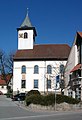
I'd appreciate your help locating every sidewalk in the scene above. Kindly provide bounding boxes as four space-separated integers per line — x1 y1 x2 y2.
5 95 82 112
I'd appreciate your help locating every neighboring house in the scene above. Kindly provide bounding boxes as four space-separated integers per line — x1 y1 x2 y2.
64 32 82 100
0 74 13 94
13 13 70 95
0 78 7 94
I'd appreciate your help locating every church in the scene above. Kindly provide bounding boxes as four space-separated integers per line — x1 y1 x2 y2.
13 13 70 95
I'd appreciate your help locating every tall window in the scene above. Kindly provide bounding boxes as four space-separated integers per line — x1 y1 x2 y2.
60 64 64 74
34 65 39 74
24 32 28 38
21 65 26 74
21 80 26 88
47 80 51 89
56 75 60 83
47 65 52 74
34 79 38 88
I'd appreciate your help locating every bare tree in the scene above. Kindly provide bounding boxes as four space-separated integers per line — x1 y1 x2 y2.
5 51 15 74
0 49 15 91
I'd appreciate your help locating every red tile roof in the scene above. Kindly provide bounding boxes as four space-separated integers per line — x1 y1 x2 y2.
70 64 82 73
77 32 82 38
0 79 6 85
0 74 12 85
14 44 70 60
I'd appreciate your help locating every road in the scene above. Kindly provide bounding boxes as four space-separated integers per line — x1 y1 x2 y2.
0 95 82 120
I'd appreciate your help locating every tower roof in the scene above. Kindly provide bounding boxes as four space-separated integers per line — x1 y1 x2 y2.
17 11 37 36
20 14 32 28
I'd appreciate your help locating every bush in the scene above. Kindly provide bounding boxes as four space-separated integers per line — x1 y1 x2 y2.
25 93 80 106
27 90 40 96
26 94 42 106
40 94 54 106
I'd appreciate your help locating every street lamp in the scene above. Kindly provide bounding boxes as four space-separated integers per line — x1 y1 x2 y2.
46 74 50 95
54 75 60 111
54 86 56 111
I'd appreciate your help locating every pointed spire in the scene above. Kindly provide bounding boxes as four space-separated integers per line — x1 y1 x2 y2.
20 8 32 28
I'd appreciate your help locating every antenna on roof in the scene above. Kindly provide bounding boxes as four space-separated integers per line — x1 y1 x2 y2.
27 8 29 16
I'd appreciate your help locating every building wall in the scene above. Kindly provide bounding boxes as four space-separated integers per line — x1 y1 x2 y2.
13 60 67 95
18 30 34 50
64 44 78 96
0 85 7 94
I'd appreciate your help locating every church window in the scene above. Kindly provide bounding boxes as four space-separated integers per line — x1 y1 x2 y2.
24 32 28 38
47 79 51 89
60 64 64 73
34 65 39 74
21 65 26 74
47 65 52 74
34 79 38 88
21 80 26 88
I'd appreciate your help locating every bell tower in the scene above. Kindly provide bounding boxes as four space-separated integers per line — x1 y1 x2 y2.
17 11 37 50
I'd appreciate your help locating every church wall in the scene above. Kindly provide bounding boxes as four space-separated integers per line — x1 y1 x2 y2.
18 30 33 50
13 60 67 94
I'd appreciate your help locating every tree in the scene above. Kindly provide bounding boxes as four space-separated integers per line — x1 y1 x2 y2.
47 62 65 95
5 51 15 73
0 49 15 91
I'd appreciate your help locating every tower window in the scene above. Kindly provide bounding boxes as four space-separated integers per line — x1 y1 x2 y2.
24 32 28 38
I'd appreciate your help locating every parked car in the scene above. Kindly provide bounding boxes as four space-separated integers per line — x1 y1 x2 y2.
12 93 26 101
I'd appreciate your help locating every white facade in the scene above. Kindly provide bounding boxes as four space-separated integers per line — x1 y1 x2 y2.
13 60 66 94
0 85 7 94
18 29 34 50
13 14 69 95
64 43 78 96
64 32 82 100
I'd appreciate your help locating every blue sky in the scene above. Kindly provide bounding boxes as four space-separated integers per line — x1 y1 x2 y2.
0 0 82 53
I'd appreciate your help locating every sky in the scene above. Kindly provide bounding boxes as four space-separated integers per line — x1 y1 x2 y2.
0 0 82 53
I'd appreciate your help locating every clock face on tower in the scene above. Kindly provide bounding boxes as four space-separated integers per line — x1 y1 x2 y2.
19 33 23 38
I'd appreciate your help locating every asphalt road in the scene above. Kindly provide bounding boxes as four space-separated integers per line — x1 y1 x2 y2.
0 95 82 120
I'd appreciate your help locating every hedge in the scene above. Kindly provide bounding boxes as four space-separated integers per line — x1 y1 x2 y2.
25 94 80 106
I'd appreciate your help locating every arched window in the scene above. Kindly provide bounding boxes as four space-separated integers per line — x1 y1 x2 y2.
60 64 64 73
21 65 26 73
47 65 52 74
34 65 39 74
24 32 28 38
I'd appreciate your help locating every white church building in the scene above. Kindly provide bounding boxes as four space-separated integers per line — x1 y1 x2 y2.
13 13 70 95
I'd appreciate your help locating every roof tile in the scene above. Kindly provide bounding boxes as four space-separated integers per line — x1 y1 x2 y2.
14 44 70 60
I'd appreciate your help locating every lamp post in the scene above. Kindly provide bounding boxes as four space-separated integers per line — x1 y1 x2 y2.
54 77 58 111
54 86 56 111
46 74 49 95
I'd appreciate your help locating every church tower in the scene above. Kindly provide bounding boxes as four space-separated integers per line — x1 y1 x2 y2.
17 12 37 50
